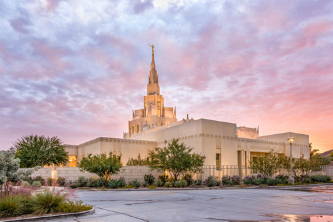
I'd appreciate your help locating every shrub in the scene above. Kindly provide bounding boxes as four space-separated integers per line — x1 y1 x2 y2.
231 176 241 185
0 195 31 218
86 178 100 187
183 174 193 186
47 177 53 186
32 181 42 187
205 176 218 187
158 175 169 184
128 180 141 188
174 180 188 187
295 175 312 184
33 176 45 186
243 176 256 185
221 176 232 186
77 177 88 187
117 178 126 188
155 179 164 187
193 179 202 186
266 178 278 186
311 175 331 183
57 177 66 186
144 174 155 186
32 192 65 214
164 181 173 187
108 180 119 189
56 200 92 213
21 181 30 187
275 175 289 184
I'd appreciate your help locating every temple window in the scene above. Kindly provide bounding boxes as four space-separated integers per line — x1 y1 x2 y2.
68 155 77 167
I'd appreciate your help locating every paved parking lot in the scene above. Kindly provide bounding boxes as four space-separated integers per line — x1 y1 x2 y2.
47 186 333 222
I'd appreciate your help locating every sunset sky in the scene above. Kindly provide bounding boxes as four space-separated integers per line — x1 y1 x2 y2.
0 0 332 151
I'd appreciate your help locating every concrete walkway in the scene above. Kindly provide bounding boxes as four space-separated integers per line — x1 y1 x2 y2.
46 185 333 222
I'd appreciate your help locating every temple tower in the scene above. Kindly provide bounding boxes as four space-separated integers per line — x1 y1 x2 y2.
126 45 177 137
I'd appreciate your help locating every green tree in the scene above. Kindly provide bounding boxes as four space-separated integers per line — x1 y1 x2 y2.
148 139 205 181
0 150 20 195
79 153 122 183
14 135 68 168
250 152 287 177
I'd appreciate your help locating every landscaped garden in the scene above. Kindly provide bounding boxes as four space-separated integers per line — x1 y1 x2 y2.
0 136 92 220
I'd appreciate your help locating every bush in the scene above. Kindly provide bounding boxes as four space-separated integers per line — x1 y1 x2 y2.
144 174 155 186
57 177 66 186
56 200 92 213
33 176 45 186
47 177 53 186
311 175 331 183
32 181 42 187
21 181 30 187
275 175 289 184
295 175 312 184
158 175 169 184
174 180 188 188
32 192 65 214
77 177 88 187
86 178 100 187
155 179 164 187
266 178 278 186
0 195 32 218
231 176 241 185
183 174 193 186
193 179 202 186
205 176 218 187
164 181 173 187
108 180 118 189
117 178 126 188
128 180 141 188
243 176 256 185
221 176 232 186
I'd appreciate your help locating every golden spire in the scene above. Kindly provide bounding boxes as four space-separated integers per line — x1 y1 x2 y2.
147 44 160 95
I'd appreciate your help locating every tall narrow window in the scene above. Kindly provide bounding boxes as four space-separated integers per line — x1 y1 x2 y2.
216 153 221 170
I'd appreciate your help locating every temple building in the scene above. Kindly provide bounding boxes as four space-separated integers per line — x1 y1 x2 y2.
64 47 310 169
125 46 176 137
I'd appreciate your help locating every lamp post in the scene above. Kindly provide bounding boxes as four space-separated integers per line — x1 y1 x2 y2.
288 137 295 184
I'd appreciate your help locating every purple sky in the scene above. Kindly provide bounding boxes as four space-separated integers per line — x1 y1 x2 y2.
0 0 333 151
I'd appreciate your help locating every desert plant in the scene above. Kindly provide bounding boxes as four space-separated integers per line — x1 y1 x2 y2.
56 200 92 213
0 195 28 217
155 179 164 187
32 181 42 187
158 175 168 185
32 192 65 214
57 177 66 186
21 181 30 187
275 175 289 184
193 179 202 185
33 176 45 186
14 135 68 168
0 150 20 196
174 179 188 187
128 180 141 188
243 176 256 185
117 178 126 188
221 176 232 186
144 174 155 186
164 181 173 187
205 176 218 187
183 174 193 185
310 175 331 183
47 177 53 186
266 178 278 186
77 177 88 187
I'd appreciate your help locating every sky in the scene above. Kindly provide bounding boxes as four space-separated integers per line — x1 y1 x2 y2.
0 0 332 151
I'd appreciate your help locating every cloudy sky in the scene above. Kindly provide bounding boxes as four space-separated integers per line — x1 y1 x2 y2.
0 0 332 151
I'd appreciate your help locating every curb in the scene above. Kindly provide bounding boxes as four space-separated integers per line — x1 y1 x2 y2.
75 183 333 192
0 208 95 222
